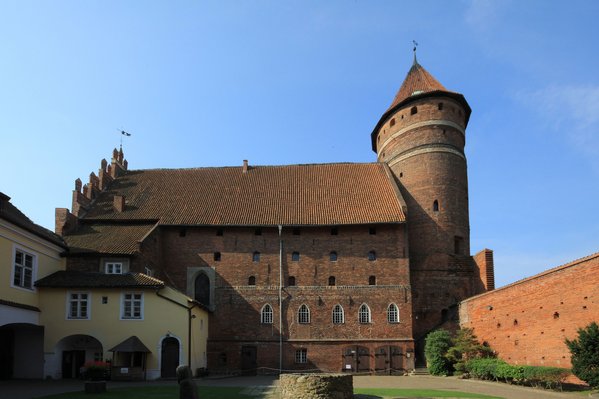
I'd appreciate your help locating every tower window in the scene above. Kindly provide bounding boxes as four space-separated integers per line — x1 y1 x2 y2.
292 252 300 261
288 276 296 286
216 229 223 236
328 276 336 286
390 118 396 127
368 276 376 285
248 276 256 286
438 102 444 110
293 228 301 235
411 106 418 115
433 200 439 212
252 251 260 262
254 228 262 236
369 227 376 235
454 236 463 255
331 227 338 235
330 251 338 262
368 251 376 261
213 252 221 261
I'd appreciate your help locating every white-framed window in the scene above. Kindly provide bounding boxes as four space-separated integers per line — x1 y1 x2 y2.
295 348 307 364
105 262 123 274
332 304 344 324
67 292 90 319
261 304 273 324
12 247 35 290
387 303 400 323
298 304 310 324
121 292 143 319
359 304 371 324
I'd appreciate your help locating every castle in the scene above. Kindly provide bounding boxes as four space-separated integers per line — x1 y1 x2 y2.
52 54 494 374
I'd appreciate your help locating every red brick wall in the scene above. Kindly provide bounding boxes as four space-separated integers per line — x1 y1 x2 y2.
373 95 481 340
460 253 599 368
157 224 413 372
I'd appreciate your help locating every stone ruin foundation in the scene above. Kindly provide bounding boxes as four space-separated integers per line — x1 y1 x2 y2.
280 373 353 399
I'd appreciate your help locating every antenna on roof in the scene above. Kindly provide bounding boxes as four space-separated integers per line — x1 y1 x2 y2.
412 40 419 65
117 129 132 151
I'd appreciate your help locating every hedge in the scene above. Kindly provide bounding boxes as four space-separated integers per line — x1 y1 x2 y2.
466 358 570 389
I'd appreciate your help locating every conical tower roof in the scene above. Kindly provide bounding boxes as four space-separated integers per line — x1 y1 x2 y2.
371 57 471 152
387 60 448 111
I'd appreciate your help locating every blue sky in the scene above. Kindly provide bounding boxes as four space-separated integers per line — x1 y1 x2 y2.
1 1 598 287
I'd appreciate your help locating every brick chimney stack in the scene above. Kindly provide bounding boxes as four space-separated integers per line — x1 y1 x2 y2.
114 195 126 213
242 160 249 173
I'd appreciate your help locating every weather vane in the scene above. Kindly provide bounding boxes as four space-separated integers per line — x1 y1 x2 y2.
412 40 419 64
117 129 132 150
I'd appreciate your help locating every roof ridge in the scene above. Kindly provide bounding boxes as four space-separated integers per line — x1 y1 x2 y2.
128 162 382 173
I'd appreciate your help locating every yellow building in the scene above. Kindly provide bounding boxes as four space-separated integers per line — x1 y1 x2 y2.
1 191 208 380
36 271 208 380
0 192 67 379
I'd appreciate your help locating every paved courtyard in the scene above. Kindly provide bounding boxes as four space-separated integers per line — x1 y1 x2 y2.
0 374 590 399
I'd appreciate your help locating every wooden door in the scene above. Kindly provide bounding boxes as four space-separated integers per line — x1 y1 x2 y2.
161 338 179 379
241 346 257 376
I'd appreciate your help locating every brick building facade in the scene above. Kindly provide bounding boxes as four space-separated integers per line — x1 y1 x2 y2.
54 56 492 374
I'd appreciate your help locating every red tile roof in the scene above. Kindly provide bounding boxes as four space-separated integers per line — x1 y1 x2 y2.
64 223 155 255
387 61 448 111
0 192 66 248
35 271 165 288
81 163 406 226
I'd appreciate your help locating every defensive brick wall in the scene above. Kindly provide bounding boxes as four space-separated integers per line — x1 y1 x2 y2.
459 252 599 368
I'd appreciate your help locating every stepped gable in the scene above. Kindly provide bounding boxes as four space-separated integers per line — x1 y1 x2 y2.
80 162 407 226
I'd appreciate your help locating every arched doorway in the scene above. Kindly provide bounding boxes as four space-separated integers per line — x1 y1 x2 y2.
194 273 210 306
160 337 180 379
55 334 103 379
0 323 44 379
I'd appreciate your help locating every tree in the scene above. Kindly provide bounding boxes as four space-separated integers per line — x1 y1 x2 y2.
446 328 494 373
565 321 599 388
425 329 453 375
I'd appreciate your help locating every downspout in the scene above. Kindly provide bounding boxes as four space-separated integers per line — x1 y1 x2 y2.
155 288 197 368
278 224 283 375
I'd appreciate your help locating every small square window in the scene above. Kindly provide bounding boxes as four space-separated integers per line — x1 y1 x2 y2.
292 252 300 261
102 296 108 304
369 227 376 235
252 251 260 262
214 252 221 261
216 229 223 236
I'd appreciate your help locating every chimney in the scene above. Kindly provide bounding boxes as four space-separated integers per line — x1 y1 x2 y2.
114 195 126 213
242 160 249 173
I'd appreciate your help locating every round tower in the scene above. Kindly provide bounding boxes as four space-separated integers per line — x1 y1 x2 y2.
372 54 473 340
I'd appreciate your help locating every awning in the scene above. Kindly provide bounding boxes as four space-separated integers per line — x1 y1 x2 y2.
109 336 151 353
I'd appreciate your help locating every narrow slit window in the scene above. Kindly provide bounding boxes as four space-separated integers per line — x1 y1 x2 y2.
433 200 439 212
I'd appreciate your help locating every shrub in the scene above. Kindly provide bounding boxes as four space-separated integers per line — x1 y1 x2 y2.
446 328 494 373
424 329 453 375
565 321 599 388
465 358 568 389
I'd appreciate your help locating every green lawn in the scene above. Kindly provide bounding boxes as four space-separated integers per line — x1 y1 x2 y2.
37 385 504 399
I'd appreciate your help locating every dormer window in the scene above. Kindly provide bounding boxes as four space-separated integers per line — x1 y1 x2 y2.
105 262 123 274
